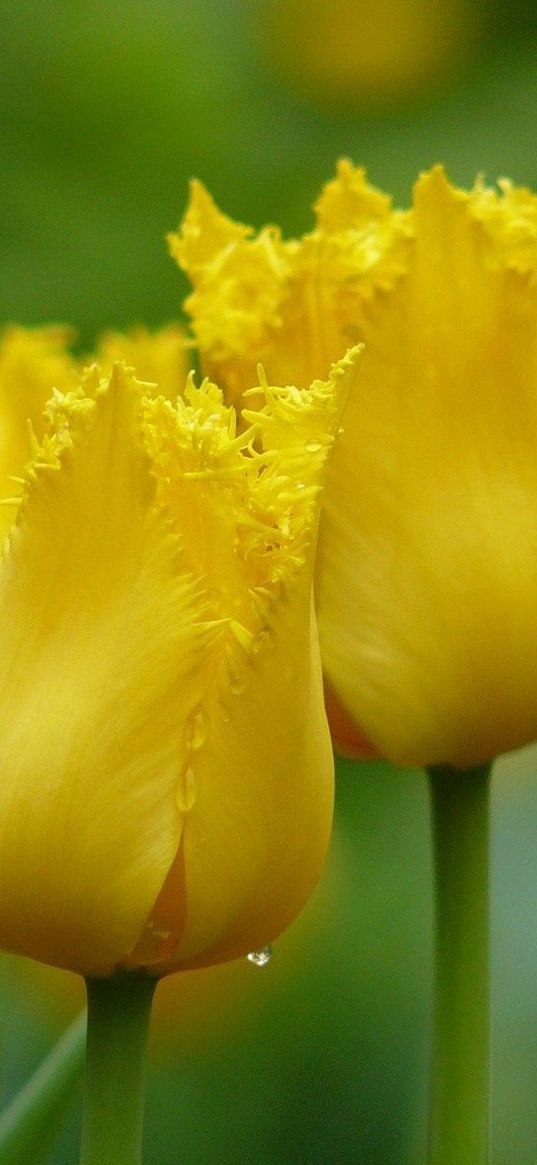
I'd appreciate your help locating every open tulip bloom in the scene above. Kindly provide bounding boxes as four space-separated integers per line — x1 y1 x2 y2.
1 162 535 1163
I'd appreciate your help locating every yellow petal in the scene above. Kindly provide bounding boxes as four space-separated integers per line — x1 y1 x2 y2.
0 364 215 976
130 352 360 971
314 157 397 231
160 586 333 971
277 165 411 386
0 325 77 540
142 349 359 641
168 180 253 275
470 176 537 276
173 162 410 395
94 323 190 399
169 181 292 402
318 166 537 768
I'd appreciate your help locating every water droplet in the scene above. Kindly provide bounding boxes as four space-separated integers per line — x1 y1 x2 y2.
306 441 322 453
247 944 273 967
251 629 271 656
224 641 250 695
176 765 197 812
186 707 207 752
229 667 248 695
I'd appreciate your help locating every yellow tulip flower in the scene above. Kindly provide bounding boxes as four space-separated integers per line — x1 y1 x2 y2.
173 162 537 769
254 0 481 111
0 324 359 977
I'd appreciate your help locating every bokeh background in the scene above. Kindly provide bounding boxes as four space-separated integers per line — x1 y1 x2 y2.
3 1 537 1161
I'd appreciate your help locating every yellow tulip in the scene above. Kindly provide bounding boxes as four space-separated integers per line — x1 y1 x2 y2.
253 0 481 111
173 162 537 769
0 323 359 977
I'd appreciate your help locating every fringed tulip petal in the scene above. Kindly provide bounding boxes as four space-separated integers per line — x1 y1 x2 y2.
159 587 332 970
0 326 77 541
132 349 360 972
168 182 290 400
171 163 409 394
0 365 216 976
319 168 537 767
94 324 190 399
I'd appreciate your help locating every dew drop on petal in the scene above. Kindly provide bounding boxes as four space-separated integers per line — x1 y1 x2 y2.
229 668 248 695
251 627 272 656
176 765 197 813
186 707 208 752
247 944 273 967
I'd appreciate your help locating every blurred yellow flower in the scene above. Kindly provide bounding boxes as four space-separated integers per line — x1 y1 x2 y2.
253 0 482 110
0 323 359 977
174 162 537 769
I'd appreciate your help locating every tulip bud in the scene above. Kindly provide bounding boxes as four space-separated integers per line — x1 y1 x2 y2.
174 163 537 769
0 329 360 977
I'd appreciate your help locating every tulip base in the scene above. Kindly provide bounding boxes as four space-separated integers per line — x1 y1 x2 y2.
426 763 491 1165
80 973 157 1165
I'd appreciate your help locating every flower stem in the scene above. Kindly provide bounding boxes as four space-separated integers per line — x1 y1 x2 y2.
427 763 492 1165
80 973 156 1165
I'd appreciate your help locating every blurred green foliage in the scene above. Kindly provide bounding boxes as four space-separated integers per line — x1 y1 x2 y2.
3 2 537 1161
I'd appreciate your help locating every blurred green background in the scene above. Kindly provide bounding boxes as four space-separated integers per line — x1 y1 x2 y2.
3 1 537 1162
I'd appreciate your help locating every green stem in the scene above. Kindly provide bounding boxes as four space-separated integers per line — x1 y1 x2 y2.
80 973 157 1165
427 763 492 1165
0 1010 86 1165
